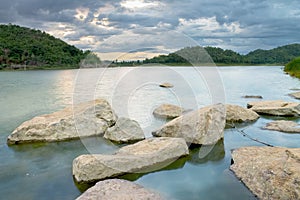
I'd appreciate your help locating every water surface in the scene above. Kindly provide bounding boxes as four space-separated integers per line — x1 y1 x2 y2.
1 66 300 199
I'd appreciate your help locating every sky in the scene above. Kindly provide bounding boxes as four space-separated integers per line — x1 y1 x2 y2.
1 0 300 61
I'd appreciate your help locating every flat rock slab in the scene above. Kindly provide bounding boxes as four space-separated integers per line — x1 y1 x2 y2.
263 120 300 133
73 137 189 183
247 100 300 116
226 104 259 123
104 117 145 143
159 82 173 88
152 104 226 145
289 92 300 100
76 179 163 200
7 99 117 144
153 104 184 119
230 146 300 200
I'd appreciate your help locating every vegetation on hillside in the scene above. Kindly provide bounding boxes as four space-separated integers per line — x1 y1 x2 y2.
0 24 92 69
284 57 300 78
142 44 300 66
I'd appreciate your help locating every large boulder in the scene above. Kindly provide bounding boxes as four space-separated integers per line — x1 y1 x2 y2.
76 179 163 200
7 99 117 144
152 104 226 145
247 100 300 116
226 104 259 124
289 92 300 100
263 120 300 133
153 104 184 119
73 137 189 183
104 117 145 143
230 146 300 200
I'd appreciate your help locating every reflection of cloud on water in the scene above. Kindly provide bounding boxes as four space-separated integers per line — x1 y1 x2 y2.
187 139 225 165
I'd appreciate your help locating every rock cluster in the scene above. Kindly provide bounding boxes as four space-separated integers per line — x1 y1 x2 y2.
7 99 117 144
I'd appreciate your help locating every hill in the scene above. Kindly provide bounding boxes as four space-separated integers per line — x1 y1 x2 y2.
143 44 300 66
0 24 89 69
284 57 300 78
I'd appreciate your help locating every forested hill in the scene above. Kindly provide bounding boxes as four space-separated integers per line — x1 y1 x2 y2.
143 44 300 65
0 24 89 69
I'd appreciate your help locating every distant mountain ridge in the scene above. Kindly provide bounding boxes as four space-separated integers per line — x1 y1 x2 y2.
143 44 300 65
0 24 89 69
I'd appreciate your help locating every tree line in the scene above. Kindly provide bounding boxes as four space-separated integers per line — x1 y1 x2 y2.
0 24 93 69
143 44 300 65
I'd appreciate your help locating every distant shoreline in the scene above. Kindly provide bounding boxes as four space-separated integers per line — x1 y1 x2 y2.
0 64 284 71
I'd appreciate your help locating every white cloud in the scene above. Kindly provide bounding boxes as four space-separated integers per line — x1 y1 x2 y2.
120 0 161 10
177 16 243 37
74 7 89 21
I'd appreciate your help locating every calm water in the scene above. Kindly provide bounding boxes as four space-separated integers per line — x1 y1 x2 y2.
1 66 300 200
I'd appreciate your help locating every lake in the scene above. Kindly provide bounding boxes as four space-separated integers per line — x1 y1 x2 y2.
1 66 300 200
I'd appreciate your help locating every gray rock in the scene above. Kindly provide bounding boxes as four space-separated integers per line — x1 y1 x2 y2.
247 100 300 116
76 179 164 200
7 99 117 144
152 104 226 145
159 82 173 88
73 137 189 183
289 92 300 100
226 104 259 123
242 95 263 99
153 104 184 119
230 146 300 200
104 117 145 143
263 120 300 133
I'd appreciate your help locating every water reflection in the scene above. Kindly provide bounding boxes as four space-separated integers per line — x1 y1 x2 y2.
187 139 225 165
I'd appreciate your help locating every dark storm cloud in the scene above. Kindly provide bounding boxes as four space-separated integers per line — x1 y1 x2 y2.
0 0 299 55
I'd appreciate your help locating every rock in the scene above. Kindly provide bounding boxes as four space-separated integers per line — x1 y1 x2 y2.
230 146 300 200
153 104 184 119
247 100 300 116
263 120 300 133
159 82 173 88
152 104 226 145
73 137 189 183
225 104 259 123
242 95 263 99
104 117 145 143
76 179 163 200
289 92 300 100
7 99 117 144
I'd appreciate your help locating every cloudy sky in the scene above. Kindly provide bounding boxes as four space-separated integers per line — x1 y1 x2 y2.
1 0 300 60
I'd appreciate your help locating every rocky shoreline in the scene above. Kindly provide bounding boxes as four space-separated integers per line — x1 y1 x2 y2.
7 97 300 199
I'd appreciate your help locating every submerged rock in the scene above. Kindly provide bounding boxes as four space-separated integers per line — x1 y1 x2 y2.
153 104 184 119
242 95 263 99
159 82 173 88
247 100 300 116
289 92 300 100
152 104 226 145
230 146 300 200
7 99 117 144
104 117 145 143
263 120 300 133
225 104 259 124
73 137 189 183
76 179 164 200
